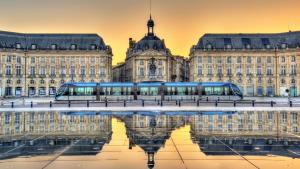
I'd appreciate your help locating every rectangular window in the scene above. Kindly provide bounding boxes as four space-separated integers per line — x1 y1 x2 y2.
51 58 55 64
30 66 35 75
291 56 296 62
90 66 95 75
100 67 106 76
237 57 242 64
281 66 286 75
6 56 12 63
257 66 262 75
80 66 85 75
227 67 232 75
267 66 273 75
267 56 272 63
281 56 285 63
16 56 21 64
237 65 242 75
31 57 35 64
257 57 261 63
71 66 75 75
40 66 46 75
291 65 297 75
207 65 212 75
207 56 212 64
197 66 202 75
40 57 45 64
61 66 66 75
16 65 22 75
6 65 12 75
198 57 202 63
50 66 56 75
247 56 252 63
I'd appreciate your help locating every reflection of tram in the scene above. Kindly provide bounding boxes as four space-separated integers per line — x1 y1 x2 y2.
55 82 243 101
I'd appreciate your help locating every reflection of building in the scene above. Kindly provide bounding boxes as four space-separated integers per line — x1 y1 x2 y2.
189 31 300 96
113 16 189 83
0 31 112 97
0 112 112 159
117 112 186 169
190 111 300 157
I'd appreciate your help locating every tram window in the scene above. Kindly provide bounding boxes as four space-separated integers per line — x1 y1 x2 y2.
150 87 158 95
126 87 133 95
213 87 223 95
63 87 69 96
69 87 74 96
177 87 186 95
167 87 171 95
85 87 96 95
75 87 85 96
224 87 229 95
112 87 122 96
187 87 196 95
204 87 213 95
140 87 148 95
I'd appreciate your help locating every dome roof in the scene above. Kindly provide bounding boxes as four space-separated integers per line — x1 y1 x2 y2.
133 34 166 51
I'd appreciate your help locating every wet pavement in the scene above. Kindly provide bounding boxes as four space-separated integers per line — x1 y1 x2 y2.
0 111 300 169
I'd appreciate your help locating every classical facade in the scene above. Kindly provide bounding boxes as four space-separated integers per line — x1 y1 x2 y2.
189 31 300 96
0 31 112 97
113 16 188 83
112 62 126 82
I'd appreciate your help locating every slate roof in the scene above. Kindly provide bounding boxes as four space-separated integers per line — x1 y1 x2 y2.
195 31 300 50
133 34 167 51
0 30 109 50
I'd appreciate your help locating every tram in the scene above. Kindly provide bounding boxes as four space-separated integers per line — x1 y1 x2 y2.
55 82 243 101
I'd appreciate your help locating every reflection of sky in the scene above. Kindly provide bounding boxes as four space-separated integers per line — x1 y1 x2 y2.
1 0 300 65
0 111 300 169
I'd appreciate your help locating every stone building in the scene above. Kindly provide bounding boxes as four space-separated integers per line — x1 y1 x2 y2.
0 31 112 97
115 16 187 83
189 31 300 97
112 62 126 82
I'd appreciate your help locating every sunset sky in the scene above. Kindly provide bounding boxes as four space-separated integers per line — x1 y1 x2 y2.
0 0 300 65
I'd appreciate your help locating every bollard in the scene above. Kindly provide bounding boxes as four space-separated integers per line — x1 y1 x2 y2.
252 100 255 107
50 101 52 108
160 100 163 107
234 100 236 107
87 100 89 107
179 100 181 107
215 100 218 107
271 101 274 107
142 100 144 107
197 99 200 107
206 97 208 102
11 102 14 108
290 101 293 107
124 100 126 107
30 101 33 108
68 101 71 107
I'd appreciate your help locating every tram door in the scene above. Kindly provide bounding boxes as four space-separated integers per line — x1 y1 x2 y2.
133 83 138 100
96 83 100 101
160 84 165 101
